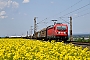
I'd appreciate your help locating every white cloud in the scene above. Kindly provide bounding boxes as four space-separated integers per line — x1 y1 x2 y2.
22 0 30 3
74 14 77 16
0 0 19 9
51 2 54 4
0 11 6 16
0 11 8 19
0 1 7 9
12 1 19 8
18 12 21 14
11 18 14 20
0 15 8 19
24 13 27 15
0 0 19 19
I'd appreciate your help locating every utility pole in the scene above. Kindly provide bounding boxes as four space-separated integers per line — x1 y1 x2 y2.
27 31 28 37
70 16 73 41
30 26 33 39
34 17 37 38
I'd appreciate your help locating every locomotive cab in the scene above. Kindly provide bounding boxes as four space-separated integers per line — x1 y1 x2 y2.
54 23 68 41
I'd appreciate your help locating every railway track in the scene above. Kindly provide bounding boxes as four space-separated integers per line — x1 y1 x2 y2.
66 41 90 49
66 41 90 45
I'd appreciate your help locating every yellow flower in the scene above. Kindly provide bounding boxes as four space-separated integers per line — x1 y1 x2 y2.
0 38 90 60
25 53 30 57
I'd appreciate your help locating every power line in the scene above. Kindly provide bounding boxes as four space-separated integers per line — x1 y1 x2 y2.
59 17 70 24
76 7 90 14
69 0 83 7
62 3 90 17
37 18 47 24
74 12 90 19
37 0 83 25
54 0 83 17
59 3 90 23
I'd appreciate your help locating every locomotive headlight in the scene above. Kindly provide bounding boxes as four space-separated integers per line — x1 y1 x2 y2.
64 32 66 34
58 32 60 34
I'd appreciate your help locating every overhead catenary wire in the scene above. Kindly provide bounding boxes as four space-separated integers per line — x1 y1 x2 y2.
73 7 90 19
76 7 90 14
53 0 83 17
59 17 70 24
37 20 54 30
74 12 90 19
62 3 90 17
59 6 90 22
59 2 90 23
37 18 47 24
37 0 83 25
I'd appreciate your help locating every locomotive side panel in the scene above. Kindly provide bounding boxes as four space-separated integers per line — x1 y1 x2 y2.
47 27 54 37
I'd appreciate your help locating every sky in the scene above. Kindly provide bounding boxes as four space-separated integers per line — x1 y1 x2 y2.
0 0 90 36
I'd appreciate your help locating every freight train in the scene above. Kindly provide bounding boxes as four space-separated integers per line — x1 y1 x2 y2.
33 23 68 42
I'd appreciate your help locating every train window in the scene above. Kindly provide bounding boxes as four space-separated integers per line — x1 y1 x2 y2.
57 26 66 30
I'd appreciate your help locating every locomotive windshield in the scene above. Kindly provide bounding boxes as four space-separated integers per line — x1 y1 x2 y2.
57 26 66 30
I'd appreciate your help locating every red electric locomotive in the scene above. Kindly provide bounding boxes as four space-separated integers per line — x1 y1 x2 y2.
35 23 68 42
47 23 68 41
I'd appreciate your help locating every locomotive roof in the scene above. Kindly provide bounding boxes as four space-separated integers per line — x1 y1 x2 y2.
55 23 67 25
47 23 67 28
56 23 62 24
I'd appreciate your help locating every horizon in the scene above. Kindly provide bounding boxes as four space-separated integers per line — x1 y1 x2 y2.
0 33 90 37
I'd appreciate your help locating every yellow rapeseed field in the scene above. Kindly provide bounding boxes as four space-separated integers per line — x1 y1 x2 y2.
0 38 90 60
